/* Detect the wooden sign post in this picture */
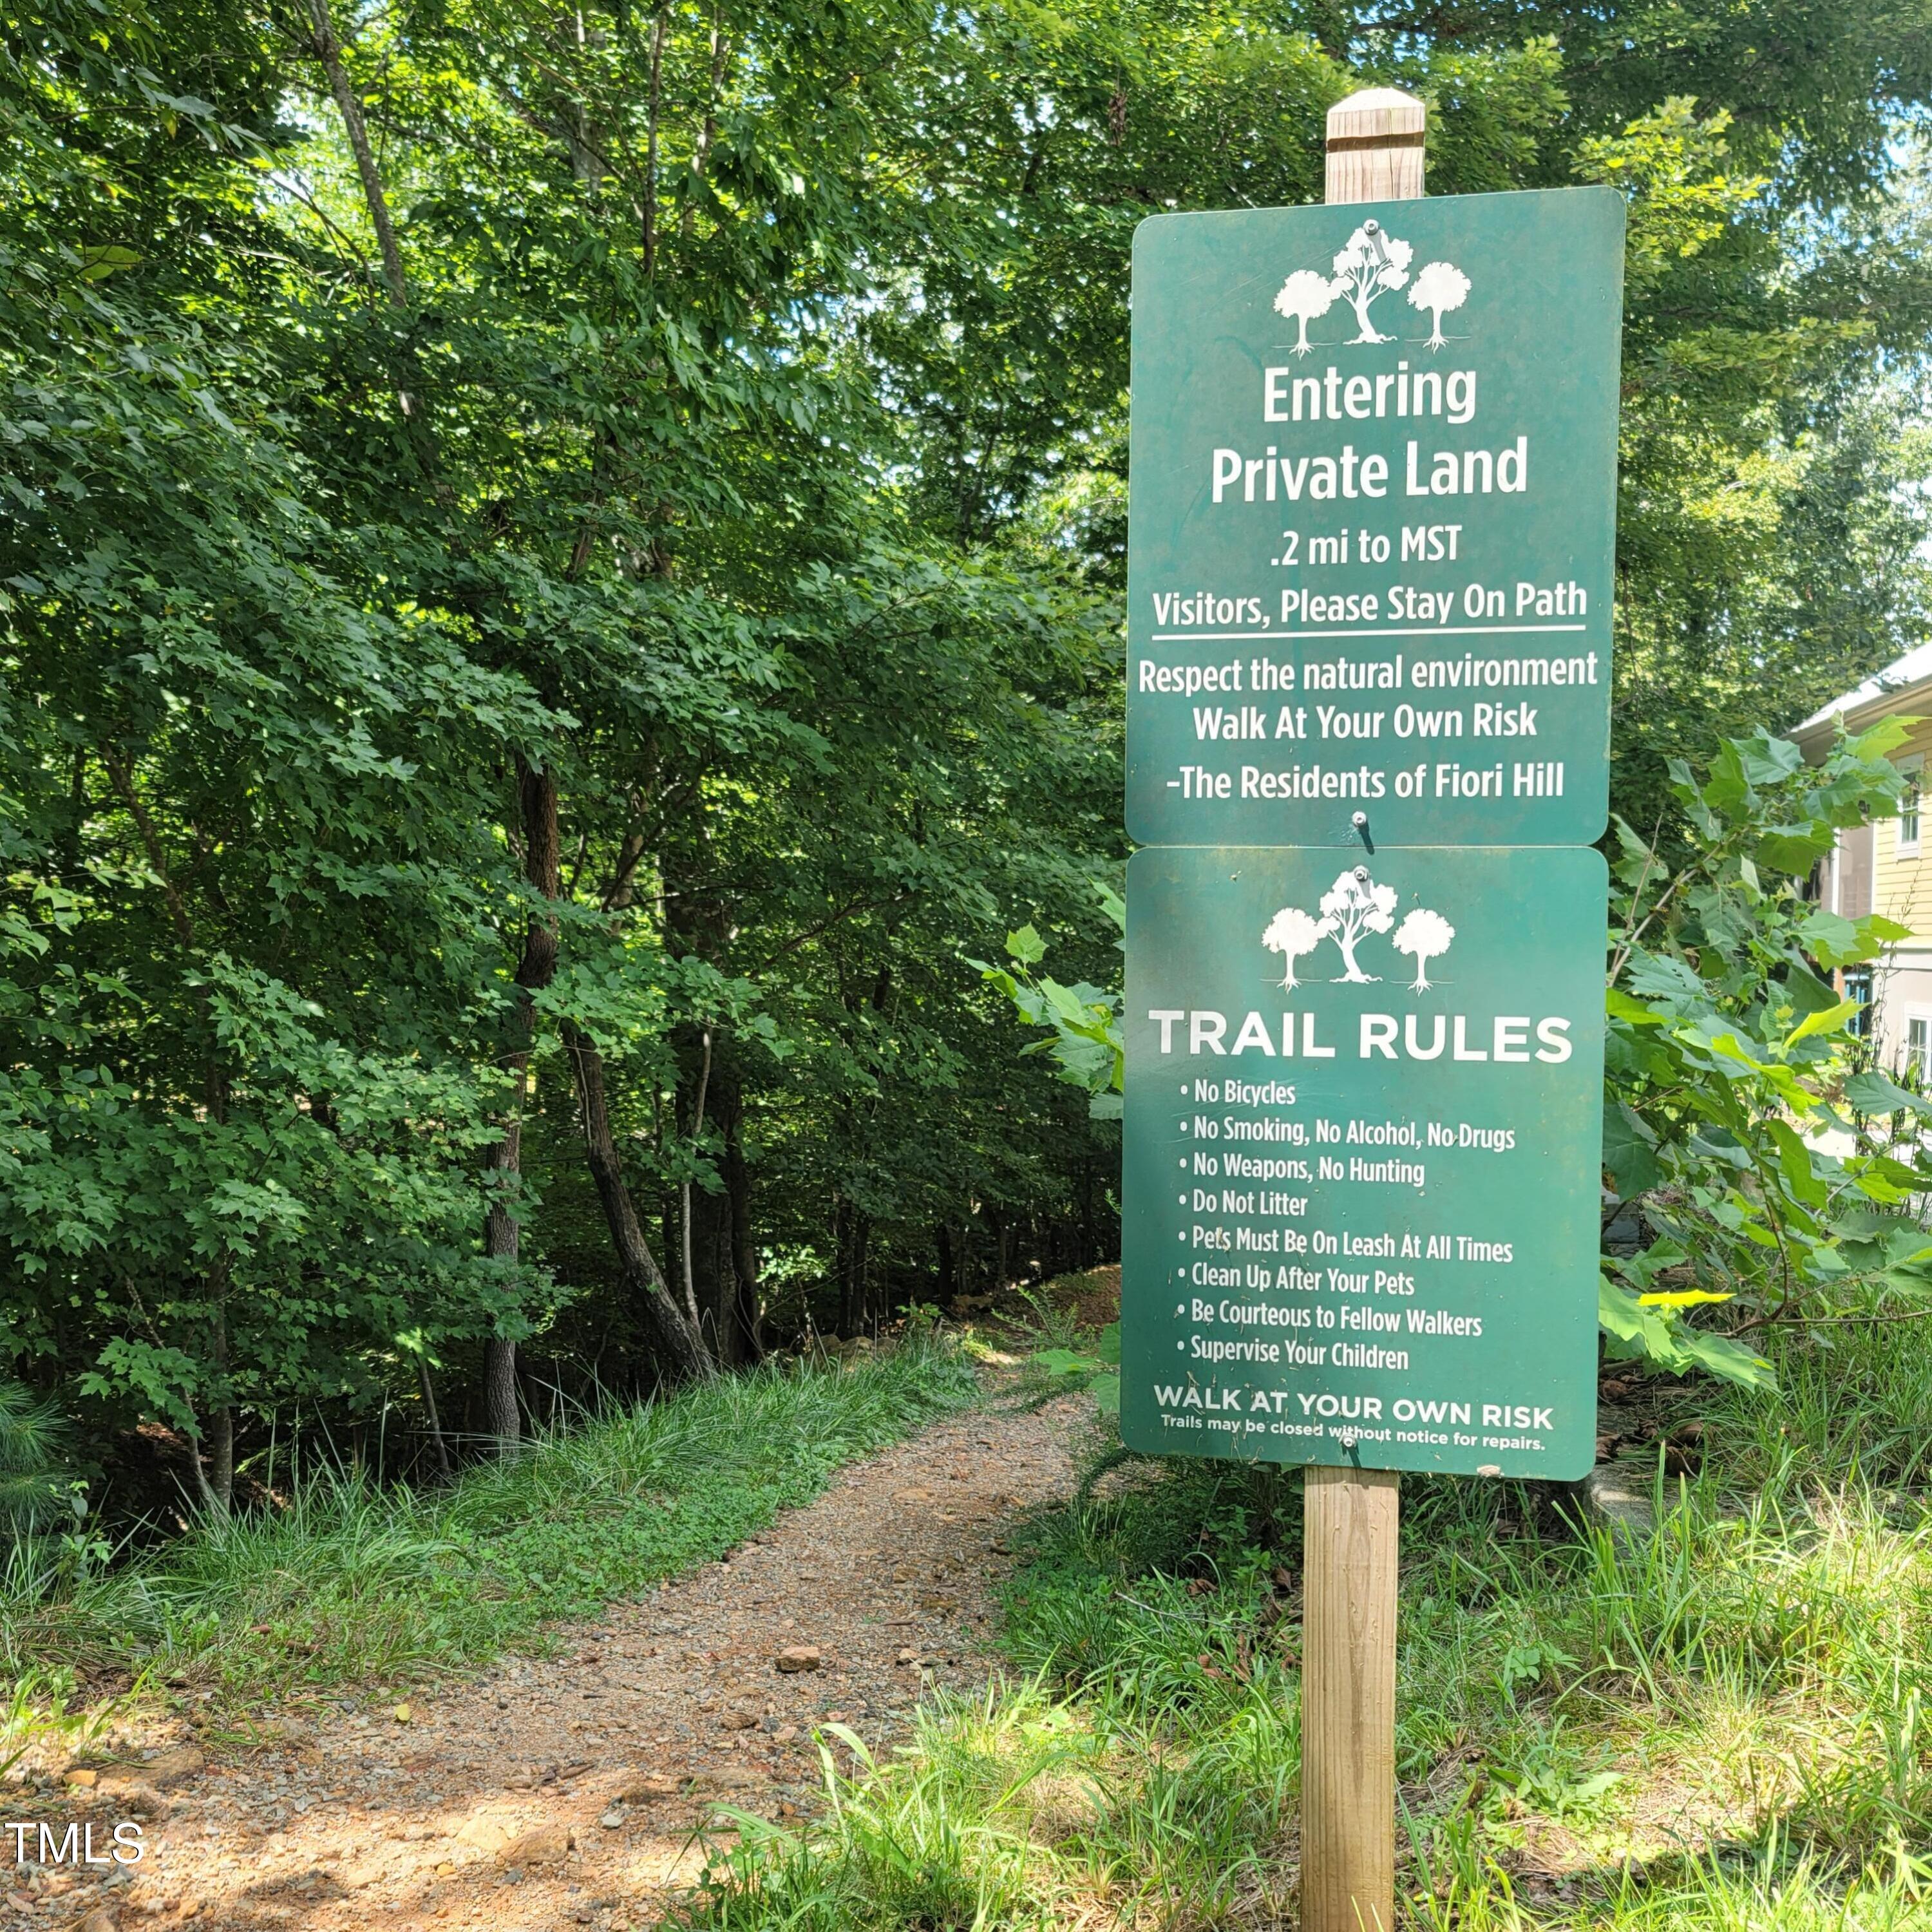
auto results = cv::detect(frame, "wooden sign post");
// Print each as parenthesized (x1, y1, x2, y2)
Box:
(1302, 1462, 1399, 1932)
(1302, 90, 1421, 1932)
(1116, 80, 1624, 1932)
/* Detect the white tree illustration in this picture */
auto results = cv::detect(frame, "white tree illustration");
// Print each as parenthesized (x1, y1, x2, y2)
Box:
(1392, 907, 1455, 990)
(1262, 904, 1331, 987)
(1272, 269, 1335, 355)
(1329, 221, 1413, 345)
(1408, 261, 1470, 350)
(1319, 867, 1398, 981)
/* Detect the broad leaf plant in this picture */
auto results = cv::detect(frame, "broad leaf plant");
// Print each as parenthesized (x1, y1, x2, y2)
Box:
(1602, 721, 1932, 1387)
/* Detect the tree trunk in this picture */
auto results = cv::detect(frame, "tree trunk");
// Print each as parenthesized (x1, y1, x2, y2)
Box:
(192, 1387, 233, 1517)
(306, 0, 440, 478)
(835, 1199, 873, 1336)
(678, 1024, 712, 1337)
(679, 1036, 744, 1361)
(480, 757, 564, 1450)
(417, 1359, 451, 1477)
(834, 1197, 855, 1334)
(726, 1144, 762, 1359)
(1079, 1159, 1095, 1271)
(480, 1337, 520, 1449)
(563, 1020, 714, 1381)
(207, 1401, 233, 1510)
(481, 1094, 524, 1446)
(691, 1180, 737, 1358)
(714, 1059, 762, 1362)
(193, 1282, 234, 1515)
(307, 0, 410, 308)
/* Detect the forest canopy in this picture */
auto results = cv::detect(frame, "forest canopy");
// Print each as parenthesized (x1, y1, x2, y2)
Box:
(2, 0, 1929, 1495)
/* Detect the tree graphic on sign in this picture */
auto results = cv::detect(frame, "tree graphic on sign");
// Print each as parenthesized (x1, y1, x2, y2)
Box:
(1272, 269, 1335, 355)
(1330, 221, 1413, 345)
(1408, 260, 1470, 350)
(1392, 907, 1455, 989)
(1262, 903, 1331, 987)
(1320, 867, 1398, 981)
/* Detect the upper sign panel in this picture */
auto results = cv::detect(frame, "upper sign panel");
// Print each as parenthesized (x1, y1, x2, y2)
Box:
(1127, 189, 1624, 848)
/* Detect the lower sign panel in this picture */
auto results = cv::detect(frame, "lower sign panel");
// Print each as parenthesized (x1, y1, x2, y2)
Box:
(1121, 846, 1604, 1479)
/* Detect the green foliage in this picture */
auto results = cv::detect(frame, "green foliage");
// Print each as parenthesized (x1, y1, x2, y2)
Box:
(1603, 724, 1932, 1385)
(0, 0, 1128, 1463)
(971, 887, 1125, 1120)
(5, 0, 1932, 1486)
(1023, 1321, 1122, 1417)
(0, 1379, 80, 1533)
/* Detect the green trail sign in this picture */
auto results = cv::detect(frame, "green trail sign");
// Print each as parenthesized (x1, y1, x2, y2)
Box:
(1119, 845, 1605, 1480)
(1126, 189, 1624, 849)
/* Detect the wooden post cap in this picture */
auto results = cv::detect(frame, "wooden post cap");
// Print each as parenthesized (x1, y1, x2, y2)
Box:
(1325, 87, 1426, 205)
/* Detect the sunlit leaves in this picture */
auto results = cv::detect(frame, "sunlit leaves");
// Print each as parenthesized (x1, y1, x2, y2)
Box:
(1605, 729, 1932, 1389)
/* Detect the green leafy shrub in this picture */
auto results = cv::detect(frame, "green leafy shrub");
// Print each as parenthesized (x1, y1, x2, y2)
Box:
(1602, 723, 1932, 1385)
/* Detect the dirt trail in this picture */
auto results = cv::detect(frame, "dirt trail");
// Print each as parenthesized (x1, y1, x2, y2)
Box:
(22, 1392, 1081, 1932)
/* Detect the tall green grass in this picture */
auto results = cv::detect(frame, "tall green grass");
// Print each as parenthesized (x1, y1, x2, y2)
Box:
(0, 1336, 978, 1705)
(678, 1314, 1932, 1931)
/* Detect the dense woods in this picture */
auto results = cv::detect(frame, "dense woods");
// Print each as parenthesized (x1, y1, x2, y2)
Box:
(4, 0, 1931, 1494)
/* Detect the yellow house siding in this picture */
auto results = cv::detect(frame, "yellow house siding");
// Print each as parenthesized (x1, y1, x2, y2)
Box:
(1873, 721, 1932, 937)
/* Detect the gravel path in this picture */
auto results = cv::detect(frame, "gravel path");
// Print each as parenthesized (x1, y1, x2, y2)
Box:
(20, 1390, 1082, 1932)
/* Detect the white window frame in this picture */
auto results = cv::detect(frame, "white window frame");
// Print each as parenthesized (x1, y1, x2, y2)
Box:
(1899, 752, 1923, 856)
(1904, 1009, 1932, 1081)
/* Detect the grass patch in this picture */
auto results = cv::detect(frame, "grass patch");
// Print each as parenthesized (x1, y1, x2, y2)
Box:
(677, 1307, 1932, 1930)
(0, 1333, 978, 1707)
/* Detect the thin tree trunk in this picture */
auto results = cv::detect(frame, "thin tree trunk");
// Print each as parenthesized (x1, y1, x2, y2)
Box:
(641, 8, 667, 269)
(563, 1021, 714, 1381)
(834, 1196, 854, 1334)
(1079, 1160, 1095, 1270)
(679, 1026, 711, 1334)
(835, 1199, 872, 1336)
(480, 758, 564, 1448)
(306, 0, 437, 466)
(195, 1291, 233, 1514)
(417, 1359, 451, 1477)
(681, 16, 730, 239)
(720, 1072, 762, 1362)
(205, 1401, 234, 1511)
(307, 0, 409, 310)
(480, 1132, 524, 1446)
